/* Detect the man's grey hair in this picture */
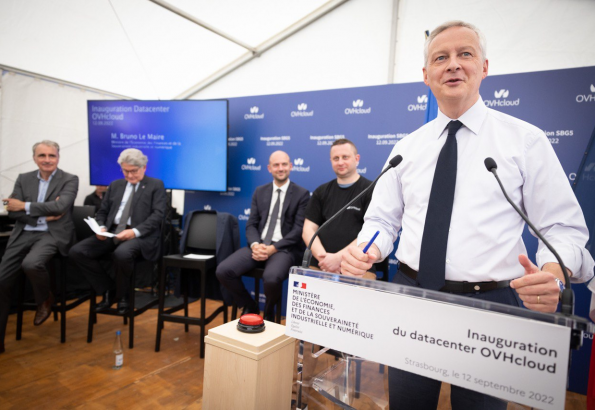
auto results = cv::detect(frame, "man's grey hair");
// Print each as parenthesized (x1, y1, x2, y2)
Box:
(32, 140, 60, 155)
(424, 20, 487, 68)
(117, 148, 148, 167)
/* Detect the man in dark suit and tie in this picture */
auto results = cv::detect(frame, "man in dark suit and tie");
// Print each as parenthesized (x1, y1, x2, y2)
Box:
(0, 140, 79, 354)
(216, 150, 310, 321)
(69, 148, 167, 314)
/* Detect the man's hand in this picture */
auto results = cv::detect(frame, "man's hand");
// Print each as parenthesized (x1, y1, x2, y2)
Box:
(341, 243, 379, 277)
(510, 255, 565, 313)
(251, 243, 269, 261)
(115, 229, 136, 242)
(46, 213, 64, 222)
(3, 198, 25, 212)
(319, 251, 342, 273)
(45, 197, 63, 221)
(252, 244, 277, 261)
(96, 227, 108, 241)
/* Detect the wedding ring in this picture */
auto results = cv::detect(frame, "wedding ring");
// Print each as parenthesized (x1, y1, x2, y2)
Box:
(537, 295, 541, 304)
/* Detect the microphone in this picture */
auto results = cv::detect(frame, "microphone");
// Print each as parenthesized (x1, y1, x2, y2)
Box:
(484, 157, 574, 315)
(301, 155, 403, 268)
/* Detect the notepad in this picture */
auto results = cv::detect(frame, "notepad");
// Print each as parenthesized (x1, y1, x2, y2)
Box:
(183, 254, 215, 260)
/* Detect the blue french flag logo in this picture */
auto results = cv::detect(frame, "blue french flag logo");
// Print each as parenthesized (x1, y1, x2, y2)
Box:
(293, 281, 307, 289)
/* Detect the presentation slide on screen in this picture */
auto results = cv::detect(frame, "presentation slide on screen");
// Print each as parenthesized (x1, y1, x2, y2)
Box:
(87, 100, 228, 191)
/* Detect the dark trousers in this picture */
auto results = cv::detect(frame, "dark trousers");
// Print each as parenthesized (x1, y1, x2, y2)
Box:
(388, 270, 521, 410)
(0, 231, 58, 344)
(216, 246, 294, 310)
(69, 236, 142, 299)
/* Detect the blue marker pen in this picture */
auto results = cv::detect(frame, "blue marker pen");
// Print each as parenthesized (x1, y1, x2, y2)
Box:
(362, 230, 380, 254)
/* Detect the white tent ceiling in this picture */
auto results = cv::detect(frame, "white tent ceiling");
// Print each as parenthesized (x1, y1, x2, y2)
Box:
(2, 0, 595, 101)
(0, 0, 338, 99)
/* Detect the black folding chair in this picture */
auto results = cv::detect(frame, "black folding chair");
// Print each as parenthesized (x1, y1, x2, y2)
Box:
(155, 210, 229, 358)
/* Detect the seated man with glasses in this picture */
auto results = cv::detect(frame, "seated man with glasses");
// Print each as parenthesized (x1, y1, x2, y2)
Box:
(69, 148, 167, 314)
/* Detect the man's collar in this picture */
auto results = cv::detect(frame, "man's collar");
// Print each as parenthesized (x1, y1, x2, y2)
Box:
(273, 179, 290, 193)
(434, 97, 487, 138)
(37, 169, 58, 181)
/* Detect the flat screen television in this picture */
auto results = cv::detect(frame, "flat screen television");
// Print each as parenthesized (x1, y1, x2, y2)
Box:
(87, 99, 228, 192)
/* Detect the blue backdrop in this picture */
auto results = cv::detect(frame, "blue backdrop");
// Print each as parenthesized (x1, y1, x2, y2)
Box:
(184, 66, 595, 394)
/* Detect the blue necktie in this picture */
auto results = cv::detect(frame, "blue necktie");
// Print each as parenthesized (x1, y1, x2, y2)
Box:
(417, 120, 463, 290)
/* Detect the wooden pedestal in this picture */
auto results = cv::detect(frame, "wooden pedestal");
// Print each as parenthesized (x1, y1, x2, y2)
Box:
(203, 319, 295, 410)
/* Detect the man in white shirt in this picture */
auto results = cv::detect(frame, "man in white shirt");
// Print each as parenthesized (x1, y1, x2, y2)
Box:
(216, 151, 309, 321)
(341, 21, 594, 410)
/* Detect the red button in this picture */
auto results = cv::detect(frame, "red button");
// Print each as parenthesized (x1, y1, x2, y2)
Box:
(239, 313, 264, 326)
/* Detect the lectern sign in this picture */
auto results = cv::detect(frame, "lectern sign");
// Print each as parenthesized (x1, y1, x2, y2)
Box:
(285, 273, 571, 409)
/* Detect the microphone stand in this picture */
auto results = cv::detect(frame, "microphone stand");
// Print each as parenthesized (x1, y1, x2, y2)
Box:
(301, 155, 403, 268)
(484, 158, 574, 316)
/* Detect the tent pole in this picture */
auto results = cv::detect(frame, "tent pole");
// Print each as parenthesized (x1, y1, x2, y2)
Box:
(148, 0, 256, 53)
(387, 0, 400, 84)
(0, 64, 133, 99)
(174, 0, 350, 100)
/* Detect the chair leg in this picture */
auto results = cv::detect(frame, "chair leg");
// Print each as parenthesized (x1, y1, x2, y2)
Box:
(87, 290, 96, 343)
(60, 258, 67, 343)
(183, 271, 189, 333)
(200, 269, 207, 359)
(128, 274, 135, 349)
(155, 263, 166, 352)
(254, 278, 261, 315)
(231, 304, 237, 321)
(16, 274, 25, 341)
(355, 359, 362, 399)
(275, 298, 282, 324)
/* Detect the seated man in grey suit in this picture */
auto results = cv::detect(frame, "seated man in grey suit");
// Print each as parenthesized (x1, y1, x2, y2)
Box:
(0, 140, 79, 354)
(216, 150, 310, 321)
(69, 149, 167, 315)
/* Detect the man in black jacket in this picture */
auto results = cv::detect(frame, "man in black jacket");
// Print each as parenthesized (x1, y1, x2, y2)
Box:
(216, 151, 309, 321)
(69, 148, 167, 314)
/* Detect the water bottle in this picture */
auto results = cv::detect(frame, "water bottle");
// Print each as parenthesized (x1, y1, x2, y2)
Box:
(113, 330, 123, 370)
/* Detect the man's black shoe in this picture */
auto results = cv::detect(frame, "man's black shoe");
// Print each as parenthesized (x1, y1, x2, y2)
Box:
(117, 298, 130, 315)
(241, 300, 260, 316)
(95, 290, 115, 312)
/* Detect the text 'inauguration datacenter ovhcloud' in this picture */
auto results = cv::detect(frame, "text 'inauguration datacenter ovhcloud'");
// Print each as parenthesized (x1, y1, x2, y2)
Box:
(392, 326, 559, 374)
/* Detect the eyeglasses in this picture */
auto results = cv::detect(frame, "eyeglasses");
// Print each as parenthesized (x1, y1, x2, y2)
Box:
(121, 167, 140, 175)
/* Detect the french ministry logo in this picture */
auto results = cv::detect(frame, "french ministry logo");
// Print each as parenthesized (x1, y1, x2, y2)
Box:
(576, 84, 595, 103)
(244, 106, 265, 120)
(408, 95, 427, 111)
(292, 158, 310, 172)
(241, 157, 261, 171)
(345, 99, 371, 115)
(485, 88, 520, 107)
(291, 103, 314, 117)
(293, 281, 307, 289)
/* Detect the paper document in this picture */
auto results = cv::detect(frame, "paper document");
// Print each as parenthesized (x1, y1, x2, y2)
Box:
(84, 217, 116, 237)
(183, 254, 215, 260)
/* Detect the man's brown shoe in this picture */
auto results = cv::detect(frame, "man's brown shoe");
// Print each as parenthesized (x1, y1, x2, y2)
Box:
(34, 293, 54, 326)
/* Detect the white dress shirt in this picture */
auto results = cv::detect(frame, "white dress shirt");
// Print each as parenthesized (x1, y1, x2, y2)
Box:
(358, 97, 594, 283)
(113, 182, 141, 238)
(260, 180, 290, 244)
(24, 169, 57, 232)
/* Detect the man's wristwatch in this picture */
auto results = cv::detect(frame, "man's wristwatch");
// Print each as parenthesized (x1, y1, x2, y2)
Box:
(554, 278, 565, 300)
